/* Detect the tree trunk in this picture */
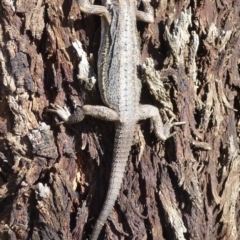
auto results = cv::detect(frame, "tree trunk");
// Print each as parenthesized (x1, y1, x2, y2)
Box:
(0, 0, 239, 240)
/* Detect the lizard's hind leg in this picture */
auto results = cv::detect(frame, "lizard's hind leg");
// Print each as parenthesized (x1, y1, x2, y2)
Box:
(47, 104, 119, 124)
(137, 104, 185, 141)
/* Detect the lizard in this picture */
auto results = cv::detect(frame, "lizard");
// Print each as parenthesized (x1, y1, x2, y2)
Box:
(48, 0, 185, 239)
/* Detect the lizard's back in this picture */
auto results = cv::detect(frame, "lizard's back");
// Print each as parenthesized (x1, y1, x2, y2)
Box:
(97, 0, 141, 121)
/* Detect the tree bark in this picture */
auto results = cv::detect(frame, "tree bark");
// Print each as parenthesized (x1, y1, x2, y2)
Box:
(0, 0, 240, 240)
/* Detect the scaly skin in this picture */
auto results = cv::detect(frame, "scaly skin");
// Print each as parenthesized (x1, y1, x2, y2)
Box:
(48, 0, 185, 239)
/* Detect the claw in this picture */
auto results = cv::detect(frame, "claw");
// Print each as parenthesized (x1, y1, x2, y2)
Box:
(161, 119, 185, 140)
(56, 121, 65, 125)
(167, 131, 177, 139)
(168, 117, 175, 124)
(47, 104, 71, 122)
(171, 121, 186, 127)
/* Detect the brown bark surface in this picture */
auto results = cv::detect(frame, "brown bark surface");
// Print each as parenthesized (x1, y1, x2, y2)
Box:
(0, 0, 240, 240)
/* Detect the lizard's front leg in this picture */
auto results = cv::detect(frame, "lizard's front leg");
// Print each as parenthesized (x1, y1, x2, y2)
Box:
(138, 104, 185, 141)
(136, 0, 154, 23)
(47, 104, 119, 124)
(77, 0, 111, 22)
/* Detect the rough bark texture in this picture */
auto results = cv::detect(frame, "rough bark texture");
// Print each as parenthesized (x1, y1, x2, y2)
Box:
(0, 0, 240, 240)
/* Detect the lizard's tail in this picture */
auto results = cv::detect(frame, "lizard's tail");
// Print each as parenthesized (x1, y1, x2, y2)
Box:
(90, 123, 135, 240)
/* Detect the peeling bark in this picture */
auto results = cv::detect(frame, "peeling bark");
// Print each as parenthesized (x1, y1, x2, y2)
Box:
(0, 0, 240, 240)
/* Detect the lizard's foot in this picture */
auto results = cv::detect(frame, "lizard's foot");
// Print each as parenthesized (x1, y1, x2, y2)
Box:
(47, 103, 84, 124)
(138, 105, 185, 141)
(162, 117, 185, 140)
(47, 104, 71, 124)
(47, 103, 85, 124)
